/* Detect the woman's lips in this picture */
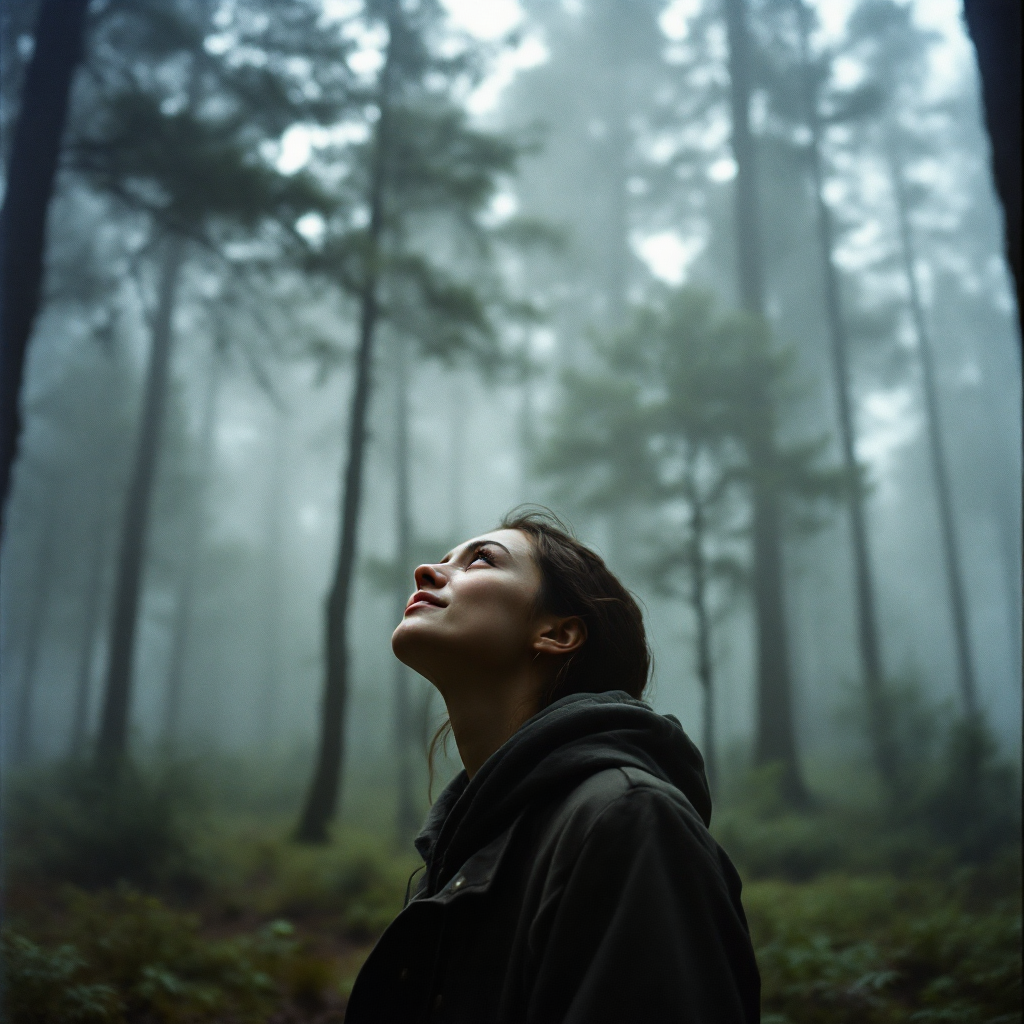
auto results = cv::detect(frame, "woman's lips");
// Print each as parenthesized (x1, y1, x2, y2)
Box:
(405, 591, 445, 614)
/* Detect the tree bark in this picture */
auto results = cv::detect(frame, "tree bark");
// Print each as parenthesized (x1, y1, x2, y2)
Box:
(295, 44, 393, 843)
(722, 0, 806, 803)
(96, 235, 185, 769)
(161, 325, 222, 751)
(12, 507, 58, 763)
(887, 140, 978, 716)
(0, 0, 91, 532)
(795, 1, 901, 797)
(392, 333, 418, 847)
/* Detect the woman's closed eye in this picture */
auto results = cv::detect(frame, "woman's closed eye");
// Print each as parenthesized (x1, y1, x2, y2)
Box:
(469, 547, 496, 567)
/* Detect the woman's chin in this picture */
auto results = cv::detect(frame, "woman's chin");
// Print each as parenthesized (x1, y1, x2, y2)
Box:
(391, 619, 430, 669)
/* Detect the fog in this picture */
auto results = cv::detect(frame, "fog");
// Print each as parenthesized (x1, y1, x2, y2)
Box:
(1, 0, 1019, 836)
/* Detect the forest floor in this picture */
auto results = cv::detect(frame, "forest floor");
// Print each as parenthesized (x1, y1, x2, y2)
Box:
(2, 755, 1020, 1023)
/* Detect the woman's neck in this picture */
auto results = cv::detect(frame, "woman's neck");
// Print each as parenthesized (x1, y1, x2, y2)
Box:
(442, 670, 542, 778)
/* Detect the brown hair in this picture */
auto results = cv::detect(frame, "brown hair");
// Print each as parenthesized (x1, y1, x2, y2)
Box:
(501, 506, 650, 705)
(427, 506, 651, 795)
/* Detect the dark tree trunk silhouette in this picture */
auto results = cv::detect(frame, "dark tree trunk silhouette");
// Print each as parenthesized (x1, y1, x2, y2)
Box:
(722, 0, 806, 803)
(13, 507, 58, 763)
(69, 504, 110, 758)
(887, 140, 978, 716)
(296, 47, 393, 843)
(392, 333, 418, 847)
(795, 2, 901, 797)
(686, 470, 716, 792)
(162, 328, 222, 750)
(96, 236, 186, 769)
(962, 0, 1021, 321)
(0, 0, 90, 531)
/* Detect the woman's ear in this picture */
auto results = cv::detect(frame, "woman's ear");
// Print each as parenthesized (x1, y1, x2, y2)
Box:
(533, 616, 587, 657)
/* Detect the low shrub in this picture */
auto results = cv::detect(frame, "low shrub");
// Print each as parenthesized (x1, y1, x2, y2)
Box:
(745, 859, 1022, 1024)
(4, 761, 201, 891)
(203, 826, 415, 941)
(1, 887, 340, 1024)
(715, 706, 1021, 881)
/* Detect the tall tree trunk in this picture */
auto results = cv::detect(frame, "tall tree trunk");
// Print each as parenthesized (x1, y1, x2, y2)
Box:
(795, 2, 901, 796)
(258, 402, 288, 750)
(0, 0, 90, 531)
(392, 333, 418, 847)
(96, 236, 186, 769)
(449, 369, 467, 541)
(602, 0, 631, 332)
(604, 1, 633, 566)
(687, 472, 716, 792)
(961, 0, 1021, 323)
(887, 139, 979, 716)
(162, 327, 223, 751)
(295, 44, 394, 843)
(722, 0, 806, 803)
(12, 507, 58, 763)
(69, 503, 110, 758)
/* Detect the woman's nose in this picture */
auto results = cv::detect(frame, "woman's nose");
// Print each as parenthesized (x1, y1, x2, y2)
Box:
(414, 562, 445, 591)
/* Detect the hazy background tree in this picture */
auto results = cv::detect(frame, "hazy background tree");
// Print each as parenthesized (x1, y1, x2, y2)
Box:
(295, 0, 527, 842)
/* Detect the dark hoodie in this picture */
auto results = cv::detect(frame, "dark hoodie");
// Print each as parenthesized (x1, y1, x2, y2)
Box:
(345, 691, 760, 1023)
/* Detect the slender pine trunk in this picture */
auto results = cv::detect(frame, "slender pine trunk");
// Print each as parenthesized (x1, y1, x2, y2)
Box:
(161, 328, 222, 751)
(258, 403, 288, 750)
(295, 44, 393, 843)
(603, 1, 630, 332)
(449, 368, 467, 540)
(392, 333, 418, 847)
(69, 503, 109, 758)
(887, 138, 978, 716)
(12, 507, 57, 762)
(0, 0, 90, 528)
(795, 2, 900, 796)
(722, 0, 806, 803)
(688, 472, 716, 792)
(96, 236, 185, 769)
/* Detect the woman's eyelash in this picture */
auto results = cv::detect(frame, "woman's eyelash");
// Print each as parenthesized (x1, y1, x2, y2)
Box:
(471, 548, 495, 566)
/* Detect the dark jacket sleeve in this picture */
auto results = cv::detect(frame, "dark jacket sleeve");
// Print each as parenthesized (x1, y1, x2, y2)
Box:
(524, 786, 760, 1024)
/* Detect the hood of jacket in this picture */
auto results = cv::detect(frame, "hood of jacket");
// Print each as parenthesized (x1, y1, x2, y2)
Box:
(415, 690, 710, 896)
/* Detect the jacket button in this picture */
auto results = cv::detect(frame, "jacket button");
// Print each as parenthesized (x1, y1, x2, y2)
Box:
(452, 876, 464, 889)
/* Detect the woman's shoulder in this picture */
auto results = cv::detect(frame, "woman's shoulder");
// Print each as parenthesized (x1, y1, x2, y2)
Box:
(533, 764, 713, 863)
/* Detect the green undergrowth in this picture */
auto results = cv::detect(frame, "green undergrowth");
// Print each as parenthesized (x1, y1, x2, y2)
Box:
(745, 857, 1022, 1024)
(2, 763, 418, 1022)
(3, 740, 1020, 1022)
(2, 886, 348, 1023)
(194, 815, 420, 940)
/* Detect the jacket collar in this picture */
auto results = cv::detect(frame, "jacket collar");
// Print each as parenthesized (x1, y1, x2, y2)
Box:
(414, 770, 469, 866)
(412, 813, 523, 905)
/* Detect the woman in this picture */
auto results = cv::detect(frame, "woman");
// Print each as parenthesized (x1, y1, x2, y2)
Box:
(346, 509, 760, 1024)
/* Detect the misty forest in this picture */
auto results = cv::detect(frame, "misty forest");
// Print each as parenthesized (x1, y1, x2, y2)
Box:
(0, 0, 1020, 1020)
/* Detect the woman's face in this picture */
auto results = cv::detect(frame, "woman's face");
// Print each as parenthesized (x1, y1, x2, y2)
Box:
(391, 529, 544, 686)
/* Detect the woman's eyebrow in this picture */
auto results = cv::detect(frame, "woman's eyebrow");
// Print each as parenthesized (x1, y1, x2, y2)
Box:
(471, 538, 512, 556)
(441, 538, 512, 564)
